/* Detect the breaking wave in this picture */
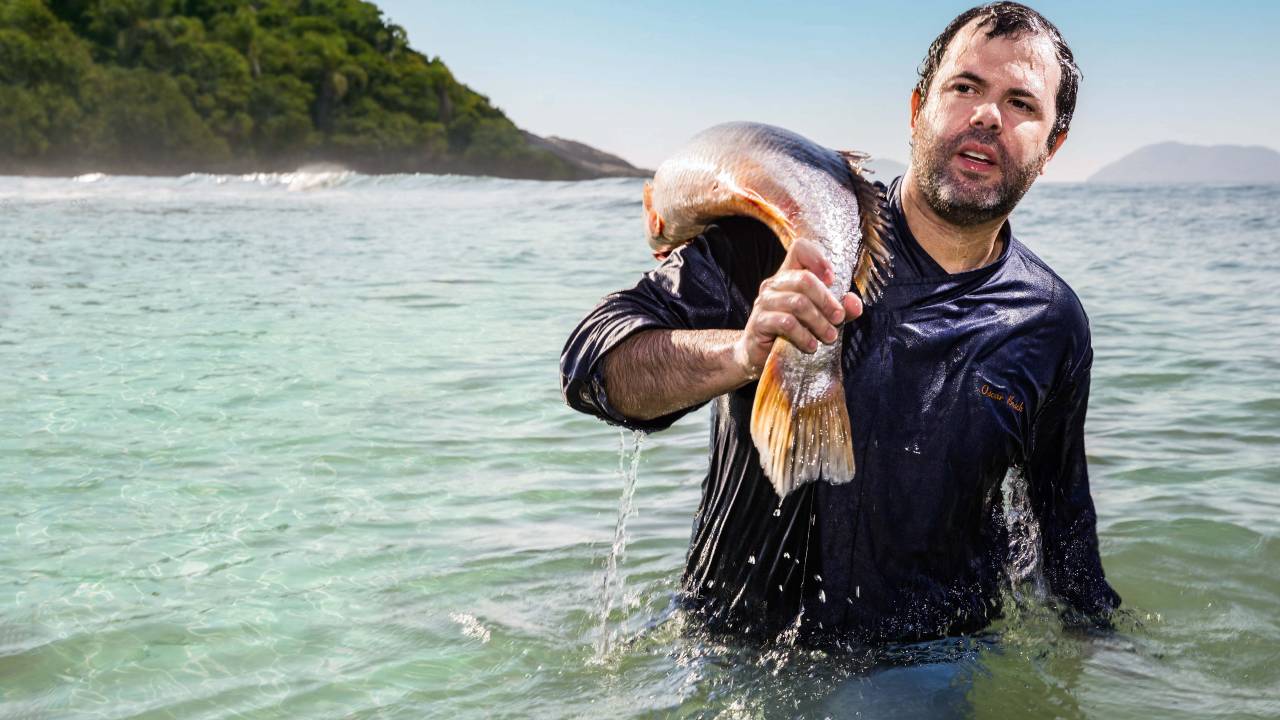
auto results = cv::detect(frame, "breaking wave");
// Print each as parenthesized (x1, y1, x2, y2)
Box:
(1, 169, 646, 212)
(32, 168, 646, 193)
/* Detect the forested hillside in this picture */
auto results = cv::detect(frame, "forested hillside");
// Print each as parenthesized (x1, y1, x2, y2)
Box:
(0, 0, 587, 178)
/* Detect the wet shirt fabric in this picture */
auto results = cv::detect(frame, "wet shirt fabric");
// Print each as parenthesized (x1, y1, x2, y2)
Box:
(560, 177, 1121, 643)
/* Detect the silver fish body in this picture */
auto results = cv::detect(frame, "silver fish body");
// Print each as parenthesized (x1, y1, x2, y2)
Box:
(643, 122, 889, 497)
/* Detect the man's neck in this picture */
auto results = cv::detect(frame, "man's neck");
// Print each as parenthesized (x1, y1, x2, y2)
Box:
(900, 169, 1008, 274)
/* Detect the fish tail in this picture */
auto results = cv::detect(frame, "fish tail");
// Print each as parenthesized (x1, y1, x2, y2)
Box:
(750, 340, 855, 498)
(838, 151, 893, 303)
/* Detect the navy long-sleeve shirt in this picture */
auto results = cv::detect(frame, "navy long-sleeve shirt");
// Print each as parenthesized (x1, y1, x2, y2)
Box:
(560, 178, 1120, 643)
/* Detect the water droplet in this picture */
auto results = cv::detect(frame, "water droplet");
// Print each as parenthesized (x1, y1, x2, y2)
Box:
(773, 508, 782, 517)
(855, 585, 861, 598)
(449, 612, 491, 644)
(818, 589, 826, 603)
(814, 574, 822, 582)
(783, 552, 791, 559)
(747, 555, 756, 565)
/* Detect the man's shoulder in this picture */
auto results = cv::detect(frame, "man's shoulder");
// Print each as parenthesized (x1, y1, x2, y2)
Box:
(1007, 237, 1089, 325)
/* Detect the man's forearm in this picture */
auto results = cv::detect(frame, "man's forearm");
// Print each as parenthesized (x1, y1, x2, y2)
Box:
(602, 329, 753, 421)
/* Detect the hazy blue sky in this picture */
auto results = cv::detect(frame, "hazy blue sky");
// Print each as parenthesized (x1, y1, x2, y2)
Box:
(377, 1, 1279, 181)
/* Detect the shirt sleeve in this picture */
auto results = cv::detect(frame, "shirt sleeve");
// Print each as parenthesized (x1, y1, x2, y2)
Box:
(559, 217, 784, 433)
(1025, 346, 1123, 623)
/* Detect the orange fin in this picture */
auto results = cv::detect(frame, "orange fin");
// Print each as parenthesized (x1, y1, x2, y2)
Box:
(750, 340, 855, 498)
(838, 151, 893, 303)
(730, 183, 797, 248)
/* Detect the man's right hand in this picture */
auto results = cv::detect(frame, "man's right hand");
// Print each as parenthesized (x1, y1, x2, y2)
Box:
(733, 238, 864, 380)
(600, 238, 864, 421)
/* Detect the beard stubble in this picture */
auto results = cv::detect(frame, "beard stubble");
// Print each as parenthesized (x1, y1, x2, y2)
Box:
(911, 124, 1047, 227)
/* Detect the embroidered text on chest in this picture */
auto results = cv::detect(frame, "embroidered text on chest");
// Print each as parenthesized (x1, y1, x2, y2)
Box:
(979, 384, 1024, 413)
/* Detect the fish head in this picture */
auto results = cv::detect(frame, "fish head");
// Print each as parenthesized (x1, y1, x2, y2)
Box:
(645, 161, 744, 261)
(643, 181, 666, 245)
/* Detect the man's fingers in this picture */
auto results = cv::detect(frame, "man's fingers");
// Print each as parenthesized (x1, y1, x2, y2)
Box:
(756, 291, 838, 344)
(781, 239, 834, 285)
(766, 269, 844, 324)
(754, 311, 820, 353)
(753, 240, 860, 355)
(841, 292, 864, 324)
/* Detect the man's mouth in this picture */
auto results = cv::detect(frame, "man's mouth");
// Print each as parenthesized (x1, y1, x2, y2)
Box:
(954, 143, 1001, 173)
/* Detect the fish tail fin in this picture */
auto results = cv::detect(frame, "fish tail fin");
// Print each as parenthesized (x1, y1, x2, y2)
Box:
(750, 340, 855, 498)
(838, 150, 893, 303)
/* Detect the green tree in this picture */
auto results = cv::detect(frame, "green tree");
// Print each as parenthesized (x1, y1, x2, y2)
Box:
(79, 66, 229, 170)
(1, 0, 591, 178)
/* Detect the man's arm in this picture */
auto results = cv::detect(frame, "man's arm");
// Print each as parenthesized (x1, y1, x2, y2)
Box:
(561, 222, 861, 428)
(603, 238, 862, 421)
(1025, 348, 1122, 624)
(602, 329, 746, 421)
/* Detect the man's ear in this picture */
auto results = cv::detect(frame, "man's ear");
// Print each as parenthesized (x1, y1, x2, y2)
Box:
(910, 89, 922, 130)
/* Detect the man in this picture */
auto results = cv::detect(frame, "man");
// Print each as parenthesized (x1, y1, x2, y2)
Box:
(561, 2, 1120, 643)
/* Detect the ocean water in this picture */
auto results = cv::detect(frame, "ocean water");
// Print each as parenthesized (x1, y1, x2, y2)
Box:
(1, 172, 1277, 719)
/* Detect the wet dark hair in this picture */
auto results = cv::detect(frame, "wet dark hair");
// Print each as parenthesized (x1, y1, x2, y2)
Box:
(915, 2, 1081, 149)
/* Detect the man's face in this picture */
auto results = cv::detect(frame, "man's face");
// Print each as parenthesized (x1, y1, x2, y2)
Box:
(910, 20, 1065, 226)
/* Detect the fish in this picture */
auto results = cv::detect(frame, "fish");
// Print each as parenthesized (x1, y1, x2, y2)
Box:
(642, 122, 891, 498)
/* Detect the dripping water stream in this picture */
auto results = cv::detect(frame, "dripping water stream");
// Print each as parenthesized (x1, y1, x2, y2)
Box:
(594, 430, 645, 659)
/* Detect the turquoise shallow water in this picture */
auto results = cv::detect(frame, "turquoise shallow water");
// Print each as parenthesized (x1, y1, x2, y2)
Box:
(1, 172, 1278, 718)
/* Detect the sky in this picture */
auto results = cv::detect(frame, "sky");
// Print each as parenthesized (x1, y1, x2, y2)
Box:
(377, 1, 1280, 181)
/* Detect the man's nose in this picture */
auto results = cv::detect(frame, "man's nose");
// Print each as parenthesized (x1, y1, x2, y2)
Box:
(970, 102, 1002, 131)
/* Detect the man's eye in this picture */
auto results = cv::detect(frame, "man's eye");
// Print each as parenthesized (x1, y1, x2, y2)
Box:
(955, 83, 973, 93)
(1011, 99, 1035, 112)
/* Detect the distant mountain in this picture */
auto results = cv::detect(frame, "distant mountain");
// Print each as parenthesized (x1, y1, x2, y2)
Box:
(864, 158, 907, 180)
(523, 133, 651, 178)
(1088, 142, 1280, 184)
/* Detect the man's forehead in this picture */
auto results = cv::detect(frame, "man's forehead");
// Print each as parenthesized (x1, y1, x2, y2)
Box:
(936, 19, 1061, 99)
